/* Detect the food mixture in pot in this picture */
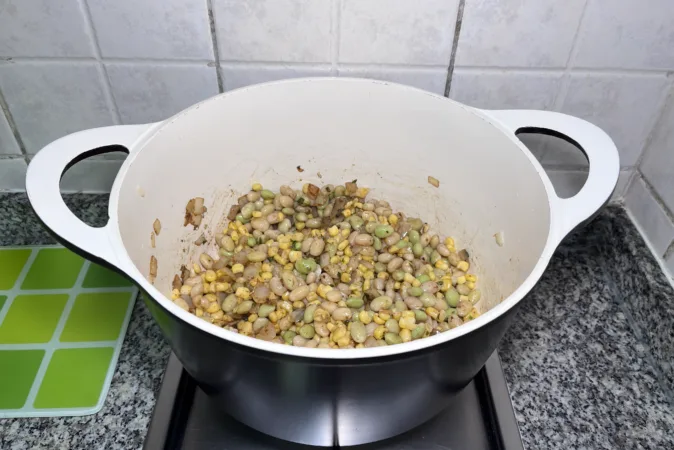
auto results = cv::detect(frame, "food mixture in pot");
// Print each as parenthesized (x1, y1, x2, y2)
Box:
(171, 182, 481, 348)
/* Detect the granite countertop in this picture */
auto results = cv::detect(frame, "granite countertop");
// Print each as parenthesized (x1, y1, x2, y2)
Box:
(0, 193, 673, 450)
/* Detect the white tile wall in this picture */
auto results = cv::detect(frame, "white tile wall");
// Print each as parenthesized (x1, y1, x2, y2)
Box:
(0, 158, 27, 191)
(338, 67, 447, 95)
(0, 0, 94, 57)
(0, 62, 114, 154)
(558, 73, 670, 167)
(106, 63, 219, 124)
(574, 0, 674, 70)
(455, 0, 585, 68)
(339, 0, 459, 65)
(221, 64, 331, 91)
(641, 88, 674, 214)
(450, 70, 562, 110)
(86, 0, 214, 60)
(0, 112, 20, 155)
(625, 175, 674, 256)
(213, 0, 332, 63)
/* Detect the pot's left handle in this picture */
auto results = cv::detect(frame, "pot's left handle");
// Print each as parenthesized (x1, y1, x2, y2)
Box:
(481, 109, 619, 242)
(26, 125, 152, 269)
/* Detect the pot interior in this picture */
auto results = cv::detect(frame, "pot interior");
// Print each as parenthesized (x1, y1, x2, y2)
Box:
(116, 78, 550, 322)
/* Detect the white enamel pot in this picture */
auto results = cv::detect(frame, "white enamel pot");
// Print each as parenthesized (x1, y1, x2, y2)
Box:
(26, 78, 619, 447)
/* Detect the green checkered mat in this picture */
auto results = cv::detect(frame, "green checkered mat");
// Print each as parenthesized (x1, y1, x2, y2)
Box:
(0, 246, 138, 418)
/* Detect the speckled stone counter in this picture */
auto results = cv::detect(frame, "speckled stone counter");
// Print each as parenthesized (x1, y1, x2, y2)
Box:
(0, 193, 672, 450)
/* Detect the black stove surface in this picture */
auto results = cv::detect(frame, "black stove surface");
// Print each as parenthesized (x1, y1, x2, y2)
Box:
(144, 352, 524, 450)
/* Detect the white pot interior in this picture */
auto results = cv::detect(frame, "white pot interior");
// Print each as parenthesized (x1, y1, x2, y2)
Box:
(115, 79, 551, 345)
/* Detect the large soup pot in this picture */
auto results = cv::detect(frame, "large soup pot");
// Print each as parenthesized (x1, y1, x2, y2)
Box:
(26, 78, 619, 446)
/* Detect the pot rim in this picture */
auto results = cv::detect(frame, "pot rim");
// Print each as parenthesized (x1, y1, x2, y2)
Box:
(108, 78, 564, 360)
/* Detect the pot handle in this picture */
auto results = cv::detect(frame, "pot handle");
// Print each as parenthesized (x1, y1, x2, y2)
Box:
(26, 125, 152, 269)
(483, 109, 619, 240)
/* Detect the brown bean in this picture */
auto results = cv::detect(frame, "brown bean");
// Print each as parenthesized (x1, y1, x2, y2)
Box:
(387, 257, 404, 272)
(436, 244, 450, 257)
(310, 238, 326, 256)
(301, 237, 314, 253)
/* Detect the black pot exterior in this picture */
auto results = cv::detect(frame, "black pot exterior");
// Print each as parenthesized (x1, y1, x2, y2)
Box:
(143, 294, 520, 447)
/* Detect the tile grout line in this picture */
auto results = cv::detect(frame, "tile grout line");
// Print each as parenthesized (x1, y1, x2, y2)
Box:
(206, 0, 225, 93)
(0, 86, 30, 165)
(636, 169, 674, 226)
(0, 249, 39, 329)
(663, 240, 674, 262)
(20, 259, 93, 412)
(330, 0, 341, 76)
(78, 0, 122, 125)
(443, 0, 465, 98)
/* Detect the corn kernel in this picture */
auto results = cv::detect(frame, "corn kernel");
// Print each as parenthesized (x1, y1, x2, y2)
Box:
(292, 301, 305, 309)
(337, 240, 349, 251)
(404, 273, 416, 284)
(234, 287, 249, 300)
(426, 307, 439, 319)
(327, 322, 336, 332)
(466, 281, 476, 290)
(438, 310, 447, 323)
(400, 329, 412, 343)
(252, 183, 262, 191)
(388, 214, 398, 226)
(206, 302, 221, 314)
(269, 311, 278, 323)
(296, 222, 306, 230)
(344, 247, 353, 257)
(411, 279, 421, 287)
(215, 282, 230, 292)
(284, 263, 294, 271)
(394, 281, 401, 290)
(306, 292, 319, 302)
(457, 261, 470, 272)
(171, 289, 180, 300)
(343, 209, 353, 217)
(340, 229, 350, 238)
(363, 279, 371, 290)
(340, 272, 351, 283)
(445, 237, 455, 248)
(192, 263, 202, 274)
(195, 307, 204, 317)
(273, 254, 287, 265)
(456, 276, 466, 285)
(377, 272, 389, 280)
(180, 285, 192, 296)
(373, 314, 385, 325)
(330, 256, 340, 264)
(355, 187, 369, 198)
(435, 260, 449, 271)
(428, 271, 436, 281)
(238, 321, 253, 335)
(230, 231, 239, 242)
(342, 256, 350, 264)
(374, 326, 386, 340)
(204, 270, 217, 282)
(232, 263, 244, 274)
(359, 310, 372, 324)
(466, 274, 477, 283)
(260, 272, 273, 282)
(288, 250, 302, 262)
(260, 263, 272, 273)
(247, 313, 258, 323)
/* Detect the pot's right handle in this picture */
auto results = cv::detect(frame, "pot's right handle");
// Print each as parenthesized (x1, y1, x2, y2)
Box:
(483, 109, 620, 241)
(26, 124, 152, 270)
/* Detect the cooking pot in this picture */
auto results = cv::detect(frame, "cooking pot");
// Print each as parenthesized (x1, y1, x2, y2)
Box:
(26, 78, 618, 446)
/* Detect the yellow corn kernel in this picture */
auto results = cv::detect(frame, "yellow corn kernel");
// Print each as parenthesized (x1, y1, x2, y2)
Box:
(373, 314, 385, 325)
(355, 187, 369, 198)
(327, 322, 336, 332)
(466, 281, 476, 290)
(206, 302, 221, 314)
(273, 254, 287, 265)
(411, 279, 421, 287)
(317, 284, 332, 298)
(459, 295, 469, 303)
(457, 261, 470, 272)
(428, 271, 436, 281)
(425, 307, 439, 319)
(363, 279, 371, 290)
(292, 301, 304, 310)
(388, 214, 398, 226)
(344, 247, 353, 257)
(306, 292, 319, 302)
(261, 263, 272, 273)
(179, 285, 192, 296)
(444, 237, 455, 247)
(238, 321, 253, 335)
(394, 281, 401, 290)
(252, 183, 262, 191)
(400, 329, 412, 343)
(296, 222, 306, 230)
(249, 279, 259, 287)
(211, 310, 224, 320)
(279, 242, 290, 250)
(171, 289, 180, 300)
(399, 316, 416, 330)
(343, 209, 353, 217)
(359, 310, 372, 324)
(466, 274, 477, 283)
(401, 310, 415, 319)
(438, 310, 447, 323)
(456, 276, 466, 285)
(215, 282, 230, 292)
(330, 256, 340, 264)
(353, 202, 363, 209)
(340, 272, 351, 283)
(230, 230, 239, 242)
(260, 272, 273, 282)
(434, 260, 449, 271)
(235, 245, 244, 253)
(374, 326, 386, 340)
(377, 272, 389, 280)
(204, 270, 217, 282)
(232, 263, 244, 274)
(331, 327, 347, 342)
(235, 287, 250, 300)
(267, 246, 278, 257)
(269, 311, 278, 323)
(288, 250, 302, 262)
(404, 273, 416, 284)
(195, 307, 204, 317)
(247, 313, 259, 323)
(379, 312, 391, 321)
(192, 263, 202, 275)
(337, 240, 349, 251)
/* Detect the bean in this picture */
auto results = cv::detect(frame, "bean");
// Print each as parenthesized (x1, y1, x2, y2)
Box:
(448, 252, 461, 267)
(221, 294, 238, 313)
(448, 315, 463, 328)
(445, 288, 460, 307)
(282, 330, 297, 344)
(412, 325, 426, 340)
(306, 272, 317, 284)
(260, 204, 275, 217)
(404, 296, 423, 310)
(304, 304, 317, 323)
(289, 286, 309, 301)
(392, 270, 405, 282)
(385, 332, 403, 345)
(235, 300, 253, 314)
(310, 238, 326, 256)
(220, 235, 235, 252)
(421, 281, 438, 294)
(279, 195, 294, 208)
(345, 297, 364, 308)
(349, 216, 365, 230)
(385, 318, 400, 333)
(436, 244, 450, 257)
(327, 289, 343, 303)
(291, 309, 305, 323)
(430, 250, 441, 264)
(247, 251, 266, 262)
(320, 252, 330, 267)
(456, 300, 472, 317)
(414, 310, 428, 322)
(305, 339, 319, 348)
(278, 218, 292, 233)
(370, 295, 392, 311)
(295, 212, 308, 222)
(295, 258, 317, 275)
(457, 284, 471, 296)
(384, 233, 400, 247)
(321, 301, 338, 313)
(412, 243, 424, 257)
(373, 237, 382, 251)
(378, 253, 394, 263)
(430, 235, 440, 248)
(299, 324, 316, 339)
(251, 218, 270, 232)
(408, 230, 420, 244)
(270, 277, 287, 296)
(387, 257, 403, 272)
(468, 289, 482, 304)
(408, 287, 423, 297)
(292, 335, 308, 347)
(253, 317, 269, 332)
(332, 307, 352, 321)
(435, 298, 449, 311)
(350, 322, 367, 343)
(279, 185, 296, 198)
(315, 322, 330, 337)
(354, 234, 374, 246)
(306, 218, 322, 228)
(374, 225, 394, 238)
(252, 285, 270, 303)
(258, 304, 276, 318)
(301, 237, 314, 253)
(420, 292, 436, 307)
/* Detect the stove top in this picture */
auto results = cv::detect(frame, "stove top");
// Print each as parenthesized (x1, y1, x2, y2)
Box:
(143, 351, 524, 449)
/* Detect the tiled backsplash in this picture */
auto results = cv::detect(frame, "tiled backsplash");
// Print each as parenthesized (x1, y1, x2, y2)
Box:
(0, 0, 672, 274)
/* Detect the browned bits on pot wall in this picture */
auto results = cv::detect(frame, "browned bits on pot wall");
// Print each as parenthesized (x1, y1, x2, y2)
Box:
(153, 218, 162, 235)
(427, 176, 440, 188)
(170, 180, 482, 348)
(184, 197, 207, 228)
(149, 255, 158, 283)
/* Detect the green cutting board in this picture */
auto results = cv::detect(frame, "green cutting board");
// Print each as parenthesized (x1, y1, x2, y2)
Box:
(0, 246, 138, 417)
